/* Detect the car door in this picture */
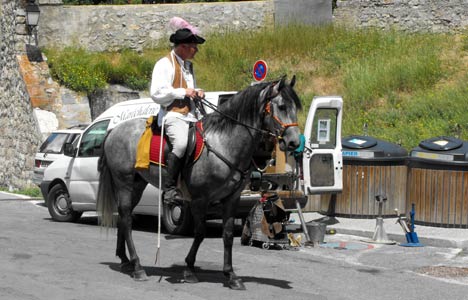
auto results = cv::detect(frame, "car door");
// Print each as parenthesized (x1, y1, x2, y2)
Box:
(68, 119, 110, 207)
(302, 96, 343, 194)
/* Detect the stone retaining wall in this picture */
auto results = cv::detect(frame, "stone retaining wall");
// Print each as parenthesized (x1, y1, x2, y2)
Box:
(0, 0, 42, 190)
(36, 1, 468, 53)
(334, 0, 468, 33)
(38, 1, 274, 52)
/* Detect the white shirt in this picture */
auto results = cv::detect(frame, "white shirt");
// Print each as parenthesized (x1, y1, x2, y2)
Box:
(150, 50, 198, 125)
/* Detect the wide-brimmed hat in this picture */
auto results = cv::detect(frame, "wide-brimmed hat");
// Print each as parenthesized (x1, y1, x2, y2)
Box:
(170, 28, 205, 45)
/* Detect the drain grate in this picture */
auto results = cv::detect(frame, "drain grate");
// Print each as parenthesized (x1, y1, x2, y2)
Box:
(416, 266, 468, 278)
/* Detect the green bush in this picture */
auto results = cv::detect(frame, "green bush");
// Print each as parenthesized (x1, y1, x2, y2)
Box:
(45, 48, 154, 93)
(45, 48, 107, 93)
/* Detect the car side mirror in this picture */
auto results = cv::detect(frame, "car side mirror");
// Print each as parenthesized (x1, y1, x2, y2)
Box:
(63, 142, 76, 157)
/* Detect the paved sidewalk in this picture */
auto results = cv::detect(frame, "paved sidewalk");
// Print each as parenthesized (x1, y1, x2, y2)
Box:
(290, 212, 468, 249)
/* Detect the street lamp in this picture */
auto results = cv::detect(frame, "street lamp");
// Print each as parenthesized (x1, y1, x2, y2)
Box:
(25, 0, 42, 62)
(25, 0, 40, 30)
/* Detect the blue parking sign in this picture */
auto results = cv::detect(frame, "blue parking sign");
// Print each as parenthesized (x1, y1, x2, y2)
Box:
(253, 60, 268, 81)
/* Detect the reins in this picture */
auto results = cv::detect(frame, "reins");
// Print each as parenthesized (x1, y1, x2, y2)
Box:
(192, 82, 299, 177)
(195, 95, 277, 139)
(194, 124, 251, 179)
(196, 83, 299, 141)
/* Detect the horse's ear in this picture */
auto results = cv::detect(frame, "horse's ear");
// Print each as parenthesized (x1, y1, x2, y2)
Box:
(290, 75, 296, 88)
(279, 75, 287, 90)
(272, 75, 287, 95)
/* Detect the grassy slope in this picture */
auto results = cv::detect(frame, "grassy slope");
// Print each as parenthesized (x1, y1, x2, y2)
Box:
(45, 25, 468, 150)
(195, 25, 468, 150)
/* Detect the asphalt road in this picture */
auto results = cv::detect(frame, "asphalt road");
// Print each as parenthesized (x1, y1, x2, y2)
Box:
(2, 197, 468, 300)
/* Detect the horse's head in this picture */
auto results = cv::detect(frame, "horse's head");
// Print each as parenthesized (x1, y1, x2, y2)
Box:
(262, 75, 302, 152)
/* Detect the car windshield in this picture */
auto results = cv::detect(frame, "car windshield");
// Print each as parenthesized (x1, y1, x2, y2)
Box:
(39, 133, 70, 154)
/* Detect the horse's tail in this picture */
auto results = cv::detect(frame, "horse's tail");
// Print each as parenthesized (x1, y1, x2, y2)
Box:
(97, 139, 117, 228)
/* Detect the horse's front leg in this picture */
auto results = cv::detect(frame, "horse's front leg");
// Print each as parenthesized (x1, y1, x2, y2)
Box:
(223, 203, 246, 290)
(116, 218, 131, 272)
(184, 202, 206, 283)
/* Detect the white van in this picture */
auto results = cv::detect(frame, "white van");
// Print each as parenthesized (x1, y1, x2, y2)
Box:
(40, 93, 343, 235)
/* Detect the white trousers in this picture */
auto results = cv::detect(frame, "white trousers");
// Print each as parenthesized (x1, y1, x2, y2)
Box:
(164, 115, 189, 158)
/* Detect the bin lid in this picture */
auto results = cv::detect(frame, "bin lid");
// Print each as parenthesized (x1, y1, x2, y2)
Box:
(342, 135, 407, 161)
(418, 136, 463, 151)
(410, 136, 468, 165)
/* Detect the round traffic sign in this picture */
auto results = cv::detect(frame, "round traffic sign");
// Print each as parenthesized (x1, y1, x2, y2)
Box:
(253, 60, 268, 81)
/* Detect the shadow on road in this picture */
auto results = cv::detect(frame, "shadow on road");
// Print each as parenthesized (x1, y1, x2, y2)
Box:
(101, 262, 293, 289)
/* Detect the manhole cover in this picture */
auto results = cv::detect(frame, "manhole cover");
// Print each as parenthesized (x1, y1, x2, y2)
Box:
(416, 266, 468, 278)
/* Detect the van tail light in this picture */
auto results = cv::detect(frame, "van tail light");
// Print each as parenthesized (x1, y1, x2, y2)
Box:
(35, 160, 41, 168)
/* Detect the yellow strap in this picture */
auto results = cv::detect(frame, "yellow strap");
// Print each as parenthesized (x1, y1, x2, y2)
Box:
(135, 116, 154, 170)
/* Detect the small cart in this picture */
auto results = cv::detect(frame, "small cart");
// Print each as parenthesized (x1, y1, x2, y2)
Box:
(241, 193, 291, 250)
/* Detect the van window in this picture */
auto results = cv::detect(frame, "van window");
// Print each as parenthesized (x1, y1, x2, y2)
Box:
(39, 132, 80, 154)
(78, 120, 110, 157)
(309, 108, 338, 149)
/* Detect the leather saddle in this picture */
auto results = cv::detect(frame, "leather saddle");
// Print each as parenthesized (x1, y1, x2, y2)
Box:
(149, 119, 204, 167)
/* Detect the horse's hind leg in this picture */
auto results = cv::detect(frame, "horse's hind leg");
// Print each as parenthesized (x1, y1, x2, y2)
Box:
(183, 203, 206, 283)
(117, 184, 148, 281)
(222, 199, 246, 290)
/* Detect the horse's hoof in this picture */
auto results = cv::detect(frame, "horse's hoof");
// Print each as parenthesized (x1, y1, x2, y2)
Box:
(132, 269, 149, 281)
(183, 269, 199, 283)
(229, 278, 246, 290)
(120, 262, 133, 273)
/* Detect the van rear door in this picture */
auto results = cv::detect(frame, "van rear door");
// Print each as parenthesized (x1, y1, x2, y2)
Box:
(302, 96, 343, 194)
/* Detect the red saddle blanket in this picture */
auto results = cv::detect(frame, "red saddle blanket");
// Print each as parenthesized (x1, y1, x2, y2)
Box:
(149, 121, 205, 166)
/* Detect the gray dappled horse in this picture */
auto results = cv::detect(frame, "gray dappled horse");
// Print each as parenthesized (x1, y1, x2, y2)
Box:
(96, 76, 301, 290)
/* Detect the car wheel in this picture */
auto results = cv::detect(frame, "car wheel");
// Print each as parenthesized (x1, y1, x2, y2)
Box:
(162, 201, 193, 235)
(47, 184, 82, 222)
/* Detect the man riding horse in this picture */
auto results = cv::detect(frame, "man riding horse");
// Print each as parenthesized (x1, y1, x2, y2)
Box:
(149, 18, 206, 206)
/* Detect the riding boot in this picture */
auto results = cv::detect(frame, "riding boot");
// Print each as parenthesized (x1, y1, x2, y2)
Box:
(163, 152, 183, 206)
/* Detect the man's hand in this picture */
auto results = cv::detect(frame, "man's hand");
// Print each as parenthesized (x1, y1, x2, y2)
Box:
(185, 88, 197, 99)
(185, 88, 204, 100)
(196, 89, 205, 99)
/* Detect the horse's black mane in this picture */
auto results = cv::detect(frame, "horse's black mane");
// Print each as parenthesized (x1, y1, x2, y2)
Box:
(203, 78, 301, 134)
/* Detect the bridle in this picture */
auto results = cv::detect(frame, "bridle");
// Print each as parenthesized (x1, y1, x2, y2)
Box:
(264, 98, 299, 140)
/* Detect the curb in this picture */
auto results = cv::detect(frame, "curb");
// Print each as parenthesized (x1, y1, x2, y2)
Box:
(334, 227, 468, 249)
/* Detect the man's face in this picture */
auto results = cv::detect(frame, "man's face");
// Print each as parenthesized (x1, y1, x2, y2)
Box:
(180, 43, 199, 60)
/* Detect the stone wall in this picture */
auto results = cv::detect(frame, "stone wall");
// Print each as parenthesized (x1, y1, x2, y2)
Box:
(35, 1, 468, 53)
(38, 1, 274, 52)
(334, 0, 468, 33)
(0, 0, 42, 190)
(274, 0, 332, 26)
